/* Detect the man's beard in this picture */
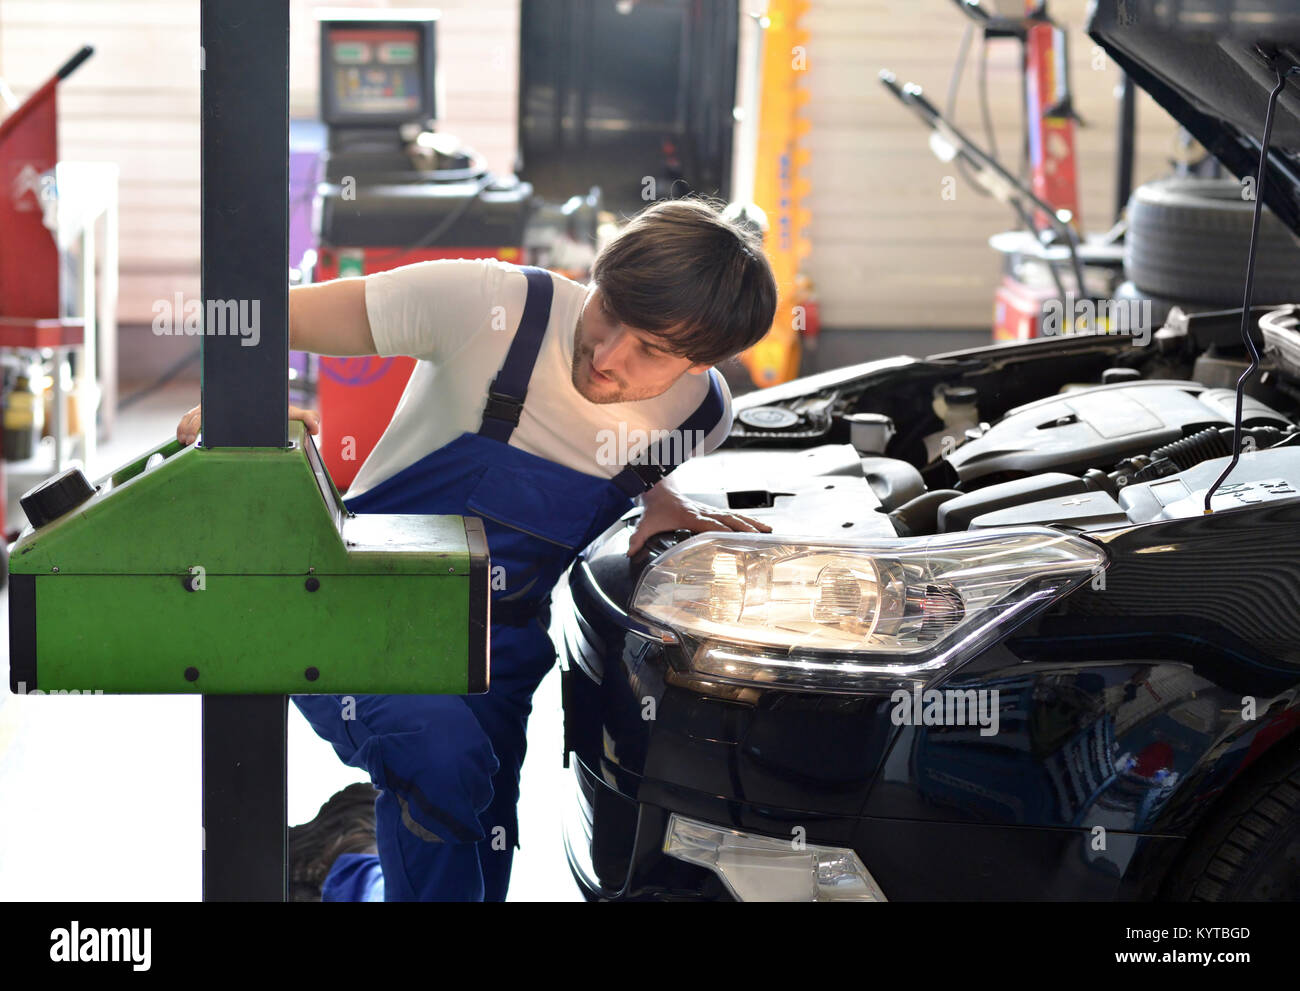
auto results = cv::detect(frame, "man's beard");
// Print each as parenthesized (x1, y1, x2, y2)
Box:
(571, 315, 632, 404)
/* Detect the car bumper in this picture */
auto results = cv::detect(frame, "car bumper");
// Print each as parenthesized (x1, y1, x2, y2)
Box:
(561, 749, 1192, 901)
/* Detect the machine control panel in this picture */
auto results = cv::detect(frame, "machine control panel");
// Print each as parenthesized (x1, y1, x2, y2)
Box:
(318, 14, 437, 126)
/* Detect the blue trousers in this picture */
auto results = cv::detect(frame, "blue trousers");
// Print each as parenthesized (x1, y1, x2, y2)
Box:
(294, 616, 556, 901)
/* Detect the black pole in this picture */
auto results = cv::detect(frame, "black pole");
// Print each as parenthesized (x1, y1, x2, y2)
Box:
(1115, 71, 1137, 222)
(200, 2, 288, 448)
(203, 696, 289, 901)
(55, 45, 94, 81)
(199, 0, 290, 902)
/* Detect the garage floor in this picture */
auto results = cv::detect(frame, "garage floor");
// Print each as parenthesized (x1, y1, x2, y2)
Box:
(0, 383, 581, 901)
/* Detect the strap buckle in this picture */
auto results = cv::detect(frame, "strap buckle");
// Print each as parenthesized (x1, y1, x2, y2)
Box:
(620, 462, 669, 494)
(482, 383, 524, 426)
(629, 462, 667, 486)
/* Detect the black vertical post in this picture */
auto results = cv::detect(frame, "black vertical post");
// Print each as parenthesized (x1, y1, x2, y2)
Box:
(1114, 71, 1137, 222)
(200, 2, 289, 446)
(199, 0, 290, 902)
(203, 696, 288, 901)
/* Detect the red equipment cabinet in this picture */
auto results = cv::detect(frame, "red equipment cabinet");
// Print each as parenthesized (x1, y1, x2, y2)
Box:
(0, 47, 94, 536)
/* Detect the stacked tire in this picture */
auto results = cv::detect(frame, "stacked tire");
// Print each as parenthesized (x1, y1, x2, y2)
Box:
(1124, 176, 1300, 308)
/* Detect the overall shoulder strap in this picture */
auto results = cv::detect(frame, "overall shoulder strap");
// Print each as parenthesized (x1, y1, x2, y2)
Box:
(610, 368, 727, 499)
(478, 265, 555, 442)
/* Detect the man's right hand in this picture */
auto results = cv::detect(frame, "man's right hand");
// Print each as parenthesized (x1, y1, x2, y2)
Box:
(175, 403, 321, 445)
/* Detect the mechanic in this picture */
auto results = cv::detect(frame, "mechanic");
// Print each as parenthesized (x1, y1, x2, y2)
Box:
(175, 196, 778, 902)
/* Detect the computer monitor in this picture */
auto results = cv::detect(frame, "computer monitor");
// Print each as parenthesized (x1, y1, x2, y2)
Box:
(318, 9, 437, 127)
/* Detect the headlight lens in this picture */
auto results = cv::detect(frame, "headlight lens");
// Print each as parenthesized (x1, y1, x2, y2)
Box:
(630, 527, 1104, 691)
(662, 814, 887, 902)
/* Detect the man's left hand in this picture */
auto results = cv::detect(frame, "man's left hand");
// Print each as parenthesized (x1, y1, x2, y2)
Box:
(627, 482, 771, 557)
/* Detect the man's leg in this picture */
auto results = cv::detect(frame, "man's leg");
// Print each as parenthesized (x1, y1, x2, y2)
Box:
(321, 852, 385, 902)
(293, 618, 556, 902)
(293, 692, 500, 901)
(464, 618, 556, 901)
(371, 684, 536, 902)
(475, 747, 524, 901)
(365, 623, 552, 902)
(464, 700, 528, 901)
(373, 785, 488, 901)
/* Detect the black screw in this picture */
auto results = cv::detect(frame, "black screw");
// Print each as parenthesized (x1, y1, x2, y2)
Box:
(181, 574, 198, 591)
(304, 667, 319, 682)
(305, 577, 320, 592)
(184, 667, 199, 682)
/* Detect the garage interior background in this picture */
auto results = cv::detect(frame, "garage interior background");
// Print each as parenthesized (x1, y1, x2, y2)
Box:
(0, 0, 1179, 389)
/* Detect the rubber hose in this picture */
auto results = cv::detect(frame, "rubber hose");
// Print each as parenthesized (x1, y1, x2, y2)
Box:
(888, 489, 963, 538)
(1150, 428, 1232, 471)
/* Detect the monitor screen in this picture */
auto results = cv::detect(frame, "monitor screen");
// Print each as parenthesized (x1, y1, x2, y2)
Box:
(320, 21, 435, 124)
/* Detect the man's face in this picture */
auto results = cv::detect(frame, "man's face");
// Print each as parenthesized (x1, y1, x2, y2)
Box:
(571, 286, 710, 403)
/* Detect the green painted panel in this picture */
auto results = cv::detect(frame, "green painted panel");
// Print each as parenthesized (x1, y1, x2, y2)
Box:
(12, 427, 352, 576)
(35, 574, 474, 694)
(10, 423, 489, 695)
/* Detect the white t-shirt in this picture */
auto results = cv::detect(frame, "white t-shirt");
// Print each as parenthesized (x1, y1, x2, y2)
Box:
(345, 258, 733, 498)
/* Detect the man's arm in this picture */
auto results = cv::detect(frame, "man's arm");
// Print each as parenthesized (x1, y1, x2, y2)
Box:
(624, 369, 767, 555)
(176, 280, 370, 444)
(299, 258, 498, 360)
(289, 279, 376, 355)
(179, 260, 494, 443)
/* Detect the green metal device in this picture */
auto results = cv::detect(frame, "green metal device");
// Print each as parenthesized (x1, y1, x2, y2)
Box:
(0, 1, 492, 900)
(8, 421, 489, 696)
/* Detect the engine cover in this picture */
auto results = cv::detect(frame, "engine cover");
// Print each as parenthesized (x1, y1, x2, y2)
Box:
(945, 381, 1291, 483)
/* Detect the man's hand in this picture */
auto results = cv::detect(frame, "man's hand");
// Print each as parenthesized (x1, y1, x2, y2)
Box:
(627, 477, 771, 557)
(175, 403, 321, 445)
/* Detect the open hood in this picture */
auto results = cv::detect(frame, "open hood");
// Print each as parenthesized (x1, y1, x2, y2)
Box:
(1088, 0, 1300, 234)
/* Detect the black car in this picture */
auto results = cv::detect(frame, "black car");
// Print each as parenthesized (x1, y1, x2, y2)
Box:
(556, 0, 1300, 901)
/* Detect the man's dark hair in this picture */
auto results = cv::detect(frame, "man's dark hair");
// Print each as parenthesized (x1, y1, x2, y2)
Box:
(590, 196, 778, 366)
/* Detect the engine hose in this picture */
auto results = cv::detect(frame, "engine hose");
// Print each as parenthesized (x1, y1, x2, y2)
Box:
(1150, 428, 1232, 472)
(888, 489, 962, 538)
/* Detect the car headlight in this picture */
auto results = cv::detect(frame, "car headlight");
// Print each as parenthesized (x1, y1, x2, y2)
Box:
(630, 526, 1105, 692)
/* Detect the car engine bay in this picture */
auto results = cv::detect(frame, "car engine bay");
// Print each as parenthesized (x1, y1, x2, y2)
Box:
(664, 306, 1300, 544)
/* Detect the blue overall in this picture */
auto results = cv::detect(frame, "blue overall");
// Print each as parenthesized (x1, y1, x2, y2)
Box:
(292, 265, 724, 901)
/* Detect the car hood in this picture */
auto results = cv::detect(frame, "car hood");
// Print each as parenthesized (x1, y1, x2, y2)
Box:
(1088, 0, 1300, 233)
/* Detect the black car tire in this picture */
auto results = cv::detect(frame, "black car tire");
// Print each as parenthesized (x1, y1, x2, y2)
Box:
(1125, 176, 1300, 307)
(1164, 742, 1300, 901)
